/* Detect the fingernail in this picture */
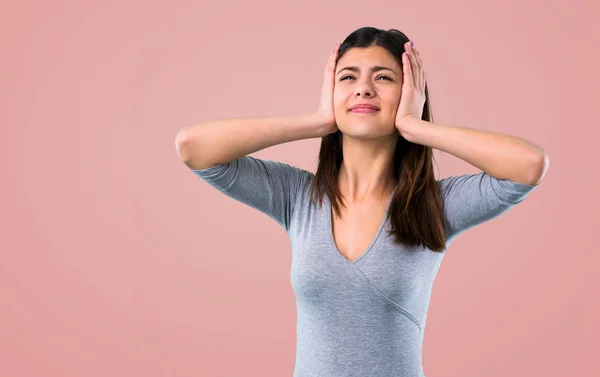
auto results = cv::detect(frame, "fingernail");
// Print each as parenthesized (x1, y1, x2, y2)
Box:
(410, 41, 414, 47)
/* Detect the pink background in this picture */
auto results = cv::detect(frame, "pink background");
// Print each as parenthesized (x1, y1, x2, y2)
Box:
(1, 1, 598, 376)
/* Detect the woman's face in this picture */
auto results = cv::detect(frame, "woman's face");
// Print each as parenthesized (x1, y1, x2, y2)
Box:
(333, 45, 403, 138)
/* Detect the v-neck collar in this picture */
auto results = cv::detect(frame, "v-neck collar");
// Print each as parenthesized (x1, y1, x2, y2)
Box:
(326, 186, 397, 264)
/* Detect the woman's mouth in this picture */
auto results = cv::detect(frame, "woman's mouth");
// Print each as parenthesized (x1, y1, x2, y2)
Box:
(350, 108, 379, 113)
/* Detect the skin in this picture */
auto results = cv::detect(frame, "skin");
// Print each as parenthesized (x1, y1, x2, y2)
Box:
(333, 45, 404, 204)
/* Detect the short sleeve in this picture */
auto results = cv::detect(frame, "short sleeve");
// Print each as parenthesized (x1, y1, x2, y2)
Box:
(438, 171, 540, 242)
(190, 155, 311, 232)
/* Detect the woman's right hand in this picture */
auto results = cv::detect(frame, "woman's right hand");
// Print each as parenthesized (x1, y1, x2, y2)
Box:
(314, 42, 341, 137)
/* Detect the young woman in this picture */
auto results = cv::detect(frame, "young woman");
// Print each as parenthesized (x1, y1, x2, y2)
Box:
(175, 26, 548, 377)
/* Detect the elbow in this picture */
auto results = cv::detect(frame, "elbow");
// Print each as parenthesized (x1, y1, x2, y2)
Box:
(527, 151, 550, 186)
(175, 127, 201, 163)
(175, 128, 190, 161)
(175, 128, 211, 170)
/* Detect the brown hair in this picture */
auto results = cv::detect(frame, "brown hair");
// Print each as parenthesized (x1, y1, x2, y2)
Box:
(308, 26, 446, 252)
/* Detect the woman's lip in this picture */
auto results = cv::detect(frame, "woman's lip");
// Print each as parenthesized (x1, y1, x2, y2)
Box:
(350, 108, 379, 113)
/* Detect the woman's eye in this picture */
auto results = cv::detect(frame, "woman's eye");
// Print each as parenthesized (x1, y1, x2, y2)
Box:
(339, 75, 392, 81)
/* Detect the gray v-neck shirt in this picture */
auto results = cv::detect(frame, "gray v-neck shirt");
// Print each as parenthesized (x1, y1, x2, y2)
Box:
(191, 155, 539, 377)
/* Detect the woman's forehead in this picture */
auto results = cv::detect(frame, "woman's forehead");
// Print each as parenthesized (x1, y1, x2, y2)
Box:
(339, 46, 398, 66)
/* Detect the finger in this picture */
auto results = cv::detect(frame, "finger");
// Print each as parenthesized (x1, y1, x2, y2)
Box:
(326, 43, 339, 82)
(325, 43, 333, 70)
(332, 43, 340, 72)
(403, 51, 413, 87)
(325, 43, 340, 89)
(411, 45, 425, 90)
(331, 43, 342, 84)
(411, 43, 421, 64)
(328, 42, 339, 65)
(407, 44, 419, 88)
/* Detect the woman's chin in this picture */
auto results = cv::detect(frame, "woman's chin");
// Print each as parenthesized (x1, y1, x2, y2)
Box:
(338, 124, 397, 139)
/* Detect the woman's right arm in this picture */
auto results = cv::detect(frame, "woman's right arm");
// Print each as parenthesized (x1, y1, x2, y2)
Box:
(173, 43, 341, 232)
(174, 114, 331, 233)
(176, 42, 341, 170)
(175, 113, 329, 170)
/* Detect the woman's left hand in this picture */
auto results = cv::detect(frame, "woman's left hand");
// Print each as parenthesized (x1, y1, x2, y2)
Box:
(395, 41, 427, 136)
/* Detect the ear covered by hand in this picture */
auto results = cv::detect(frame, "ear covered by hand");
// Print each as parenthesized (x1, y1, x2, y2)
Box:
(314, 42, 341, 137)
(395, 41, 427, 136)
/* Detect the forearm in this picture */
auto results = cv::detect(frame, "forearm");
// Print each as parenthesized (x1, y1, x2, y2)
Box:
(402, 117, 549, 185)
(176, 113, 326, 170)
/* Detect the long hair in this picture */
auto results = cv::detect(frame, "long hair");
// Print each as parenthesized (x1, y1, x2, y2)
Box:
(308, 26, 446, 252)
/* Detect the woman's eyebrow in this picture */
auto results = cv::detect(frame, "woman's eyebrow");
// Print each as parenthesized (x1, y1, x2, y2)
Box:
(336, 65, 397, 76)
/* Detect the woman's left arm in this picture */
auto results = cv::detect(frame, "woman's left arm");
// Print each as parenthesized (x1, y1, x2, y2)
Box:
(400, 117, 550, 186)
